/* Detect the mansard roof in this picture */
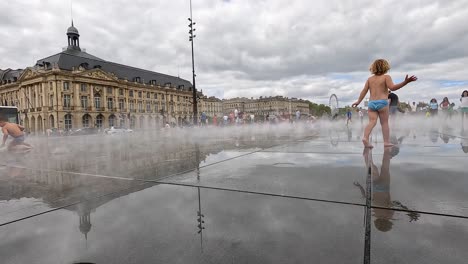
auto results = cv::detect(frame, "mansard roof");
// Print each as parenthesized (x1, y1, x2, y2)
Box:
(0, 68, 24, 84)
(35, 50, 192, 90)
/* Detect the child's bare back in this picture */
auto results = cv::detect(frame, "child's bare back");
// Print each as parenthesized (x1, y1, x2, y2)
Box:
(367, 75, 393, 101)
(2, 123, 24, 138)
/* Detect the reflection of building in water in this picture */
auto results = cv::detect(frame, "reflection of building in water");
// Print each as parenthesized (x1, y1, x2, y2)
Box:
(0, 134, 300, 241)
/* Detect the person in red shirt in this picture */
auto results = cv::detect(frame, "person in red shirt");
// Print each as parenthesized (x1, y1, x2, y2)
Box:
(213, 114, 218, 126)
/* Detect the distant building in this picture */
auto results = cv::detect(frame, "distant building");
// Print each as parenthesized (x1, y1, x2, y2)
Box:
(224, 96, 310, 119)
(198, 95, 223, 118)
(0, 22, 194, 132)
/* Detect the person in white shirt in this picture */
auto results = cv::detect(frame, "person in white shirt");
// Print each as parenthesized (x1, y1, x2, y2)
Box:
(410, 102, 417, 113)
(358, 109, 364, 125)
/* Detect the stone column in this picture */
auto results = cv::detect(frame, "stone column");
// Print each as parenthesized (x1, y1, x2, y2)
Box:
(55, 81, 62, 110)
(41, 83, 47, 108)
(74, 82, 80, 110)
(103, 85, 107, 111)
(89, 84, 94, 111)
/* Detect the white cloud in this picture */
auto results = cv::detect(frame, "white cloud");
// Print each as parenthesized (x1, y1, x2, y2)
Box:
(1, 0, 467, 106)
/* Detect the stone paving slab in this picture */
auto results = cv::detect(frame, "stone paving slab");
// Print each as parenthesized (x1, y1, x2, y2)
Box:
(160, 151, 368, 205)
(371, 210, 468, 264)
(0, 184, 365, 264)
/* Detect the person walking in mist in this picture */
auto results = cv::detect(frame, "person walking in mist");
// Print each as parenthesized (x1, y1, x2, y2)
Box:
(460, 90, 468, 131)
(429, 98, 438, 117)
(352, 59, 417, 148)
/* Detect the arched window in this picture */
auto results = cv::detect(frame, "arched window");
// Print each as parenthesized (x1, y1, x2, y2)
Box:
(49, 115, 55, 128)
(82, 114, 91, 128)
(96, 114, 103, 128)
(65, 114, 72, 130)
(109, 115, 116, 128)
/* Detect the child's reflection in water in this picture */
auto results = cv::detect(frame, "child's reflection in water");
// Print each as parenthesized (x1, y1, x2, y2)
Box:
(355, 145, 420, 232)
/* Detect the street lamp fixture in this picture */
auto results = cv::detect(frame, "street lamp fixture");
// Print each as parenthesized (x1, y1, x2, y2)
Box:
(188, 0, 198, 125)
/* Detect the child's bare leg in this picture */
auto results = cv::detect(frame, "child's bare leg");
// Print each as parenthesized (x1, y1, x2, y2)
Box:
(378, 107, 394, 147)
(363, 110, 378, 148)
(20, 142, 33, 148)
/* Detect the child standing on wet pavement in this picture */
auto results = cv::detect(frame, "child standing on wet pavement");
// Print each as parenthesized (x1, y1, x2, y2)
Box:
(352, 59, 417, 148)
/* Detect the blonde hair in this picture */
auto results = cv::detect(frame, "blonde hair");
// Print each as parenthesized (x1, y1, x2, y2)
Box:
(369, 59, 390, 75)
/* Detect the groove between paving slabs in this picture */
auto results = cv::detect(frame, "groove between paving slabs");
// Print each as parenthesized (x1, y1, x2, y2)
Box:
(363, 150, 372, 264)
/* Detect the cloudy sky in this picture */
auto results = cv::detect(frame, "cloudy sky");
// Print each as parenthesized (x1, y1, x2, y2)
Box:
(1, 0, 468, 106)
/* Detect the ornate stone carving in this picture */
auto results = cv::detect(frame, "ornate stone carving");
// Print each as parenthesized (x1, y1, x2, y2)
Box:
(86, 70, 115, 81)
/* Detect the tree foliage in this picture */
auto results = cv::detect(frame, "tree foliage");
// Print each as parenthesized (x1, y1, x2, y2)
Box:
(308, 102, 331, 117)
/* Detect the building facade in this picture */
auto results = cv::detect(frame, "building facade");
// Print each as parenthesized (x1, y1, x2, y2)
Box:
(198, 95, 223, 118)
(0, 23, 194, 133)
(222, 97, 252, 115)
(224, 96, 310, 119)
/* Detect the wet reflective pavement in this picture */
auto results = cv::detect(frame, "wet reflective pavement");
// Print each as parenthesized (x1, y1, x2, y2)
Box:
(0, 123, 467, 263)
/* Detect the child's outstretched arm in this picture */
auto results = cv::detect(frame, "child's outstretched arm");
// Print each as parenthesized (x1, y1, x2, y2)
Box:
(352, 80, 369, 107)
(386, 75, 417, 91)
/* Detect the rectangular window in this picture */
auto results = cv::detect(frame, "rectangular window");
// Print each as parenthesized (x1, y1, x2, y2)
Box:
(94, 96, 101, 108)
(81, 96, 88, 108)
(119, 99, 124, 110)
(146, 92, 150, 99)
(107, 87, 113, 94)
(146, 102, 151, 112)
(63, 82, 70, 91)
(170, 94, 173, 101)
(107, 97, 113, 109)
(154, 93, 157, 99)
(129, 101, 134, 111)
(138, 91, 142, 98)
(162, 94, 165, 100)
(129, 90, 134, 97)
(63, 94, 71, 107)
(50, 95, 54, 106)
(138, 102, 143, 111)
(80, 83, 87, 92)
(119, 88, 123, 96)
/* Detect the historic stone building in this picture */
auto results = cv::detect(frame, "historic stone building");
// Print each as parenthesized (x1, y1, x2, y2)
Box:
(222, 97, 252, 115)
(0, 23, 195, 133)
(224, 96, 310, 119)
(198, 95, 223, 118)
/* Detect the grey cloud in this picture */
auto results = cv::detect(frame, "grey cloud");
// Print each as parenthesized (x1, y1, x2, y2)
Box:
(1, 0, 467, 104)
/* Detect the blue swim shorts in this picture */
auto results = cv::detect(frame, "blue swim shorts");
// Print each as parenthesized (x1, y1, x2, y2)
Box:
(12, 135, 25, 144)
(368, 100, 389, 111)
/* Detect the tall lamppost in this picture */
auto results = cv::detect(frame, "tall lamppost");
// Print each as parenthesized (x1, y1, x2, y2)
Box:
(188, 0, 198, 125)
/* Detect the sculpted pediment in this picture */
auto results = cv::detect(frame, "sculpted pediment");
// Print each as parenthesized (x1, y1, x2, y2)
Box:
(78, 69, 117, 81)
(19, 68, 40, 81)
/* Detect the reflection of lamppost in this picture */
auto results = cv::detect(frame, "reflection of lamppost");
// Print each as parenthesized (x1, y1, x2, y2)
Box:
(194, 144, 205, 252)
(188, 0, 198, 125)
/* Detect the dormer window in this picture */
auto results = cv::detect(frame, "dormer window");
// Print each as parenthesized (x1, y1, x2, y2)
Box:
(79, 62, 89, 69)
(178, 85, 184, 90)
(164, 82, 171, 87)
(150, 80, 157, 85)
(134, 77, 141, 83)
(93, 65, 102, 69)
